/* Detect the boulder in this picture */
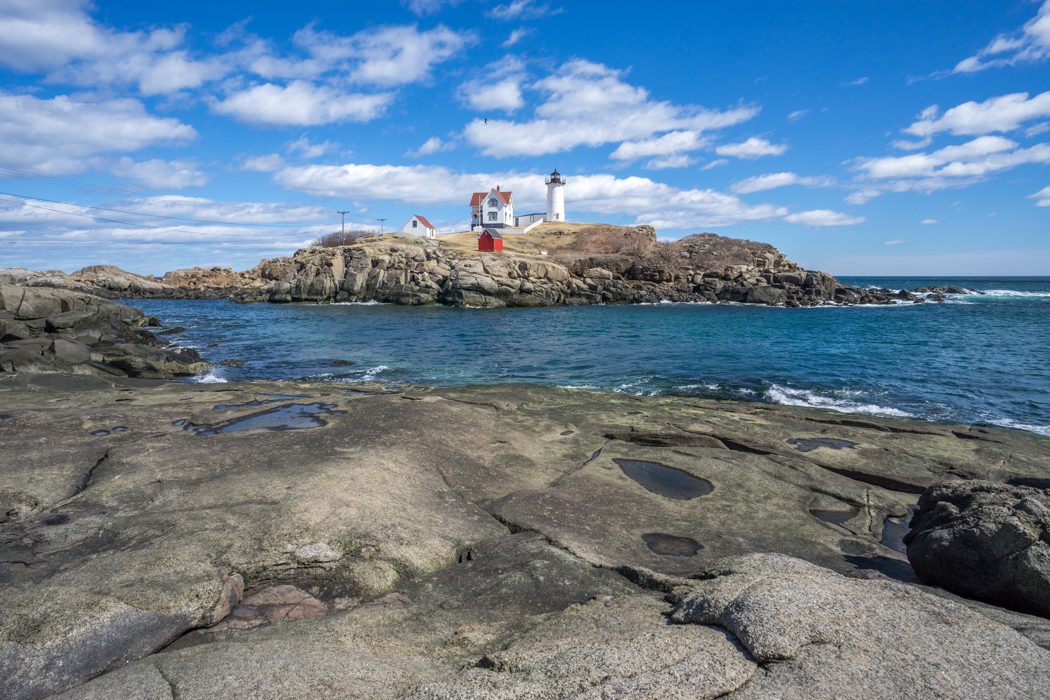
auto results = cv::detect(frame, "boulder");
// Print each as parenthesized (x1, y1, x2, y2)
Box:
(906, 480, 1050, 617)
(50, 339, 90, 365)
(670, 553, 1050, 698)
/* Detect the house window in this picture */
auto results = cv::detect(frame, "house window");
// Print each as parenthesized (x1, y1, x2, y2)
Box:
(488, 212, 497, 221)
(488, 198, 497, 207)
(412, 220, 417, 228)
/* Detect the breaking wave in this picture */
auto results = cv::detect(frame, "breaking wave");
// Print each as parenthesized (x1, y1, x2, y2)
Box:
(764, 384, 914, 418)
(191, 370, 228, 384)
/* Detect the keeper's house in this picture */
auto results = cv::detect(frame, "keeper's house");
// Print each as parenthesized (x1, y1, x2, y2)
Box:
(470, 186, 514, 229)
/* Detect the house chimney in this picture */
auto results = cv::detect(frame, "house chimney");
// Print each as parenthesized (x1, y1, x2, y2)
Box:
(496, 185, 500, 191)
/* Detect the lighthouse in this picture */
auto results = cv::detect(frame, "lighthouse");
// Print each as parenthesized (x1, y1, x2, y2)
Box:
(545, 169, 566, 222)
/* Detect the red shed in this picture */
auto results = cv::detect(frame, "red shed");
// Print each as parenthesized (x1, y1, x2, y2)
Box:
(478, 228, 504, 252)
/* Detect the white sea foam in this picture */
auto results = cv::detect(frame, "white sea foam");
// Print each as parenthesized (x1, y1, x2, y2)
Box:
(971, 289, 1050, 299)
(359, 364, 390, 380)
(191, 370, 227, 384)
(765, 384, 913, 418)
(330, 300, 387, 305)
(987, 418, 1050, 437)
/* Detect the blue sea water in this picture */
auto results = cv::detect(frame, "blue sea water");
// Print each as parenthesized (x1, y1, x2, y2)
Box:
(125, 277, 1050, 436)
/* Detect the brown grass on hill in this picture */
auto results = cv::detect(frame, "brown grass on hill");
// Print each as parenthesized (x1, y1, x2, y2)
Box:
(313, 230, 370, 247)
(433, 222, 784, 276)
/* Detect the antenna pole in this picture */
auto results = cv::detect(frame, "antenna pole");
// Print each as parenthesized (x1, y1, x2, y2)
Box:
(377, 218, 387, 236)
(337, 210, 350, 235)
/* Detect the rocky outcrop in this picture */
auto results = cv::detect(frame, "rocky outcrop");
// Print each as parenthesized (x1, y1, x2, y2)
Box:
(2, 379, 1050, 697)
(1, 229, 921, 307)
(230, 233, 910, 307)
(0, 265, 263, 300)
(0, 284, 209, 378)
(0, 265, 175, 298)
(159, 266, 271, 299)
(906, 480, 1050, 617)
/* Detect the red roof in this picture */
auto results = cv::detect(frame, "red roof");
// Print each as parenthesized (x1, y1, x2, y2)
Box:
(414, 214, 435, 230)
(469, 189, 512, 206)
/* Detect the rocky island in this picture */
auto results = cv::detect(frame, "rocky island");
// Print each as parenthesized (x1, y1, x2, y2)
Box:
(2, 224, 920, 308)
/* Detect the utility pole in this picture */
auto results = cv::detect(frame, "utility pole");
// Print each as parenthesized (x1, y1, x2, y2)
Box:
(377, 218, 387, 236)
(337, 210, 349, 235)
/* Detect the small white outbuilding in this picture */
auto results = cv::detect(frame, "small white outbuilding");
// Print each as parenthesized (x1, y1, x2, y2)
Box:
(402, 214, 436, 239)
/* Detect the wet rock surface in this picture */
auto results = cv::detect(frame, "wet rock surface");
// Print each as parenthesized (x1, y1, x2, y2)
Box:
(0, 284, 210, 379)
(906, 480, 1050, 616)
(0, 378, 1048, 698)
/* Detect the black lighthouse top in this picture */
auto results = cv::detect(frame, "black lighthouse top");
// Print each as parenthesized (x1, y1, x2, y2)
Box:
(545, 169, 565, 185)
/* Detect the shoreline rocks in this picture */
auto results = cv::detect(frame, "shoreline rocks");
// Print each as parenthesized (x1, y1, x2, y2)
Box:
(906, 480, 1050, 617)
(2, 378, 1049, 697)
(0, 284, 210, 379)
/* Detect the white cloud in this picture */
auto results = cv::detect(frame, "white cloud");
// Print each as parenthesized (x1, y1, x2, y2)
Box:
(402, 0, 462, 15)
(409, 136, 455, 157)
(0, 91, 196, 175)
(730, 172, 833, 194)
(0, 2, 231, 95)
(241, 153, 286, 172)
(785, 209, 864, 227)
(856, 136, 1050, 183)
(462, 77, 524, 112)
(787, 109, 810, 121)
(644, 154, 696, 170)
(845, 189, 881, 205)
(1032, 185, 1050, 206)
(502, 28, 531, 48)
(0, 193, 334, 272)
(275, 161, 790, 229)
(287, 24, 472, 87)
(0, 5, 472, 101)
(952, 0, 1050, 73)
(1028, 122, 1050, 137)
(884, 240, 905, 246)
(905, 91, 1050, 138)
(920, 218, 938, 225)
(112, 157, 208, 189)
(465, 60, 758, 157)
(701, 158, 729, 170)
(0, 0, 105, 71)
(286, 135, 337, 159)
(715, 137, 787, 159)
(212, 81, 393, 126)
(842, 76, 869, 86)
(892, 137, 932, 151)
(121, 195, 329, 224)
(488, 1, 561, 20)
(610, 130, 708, 161)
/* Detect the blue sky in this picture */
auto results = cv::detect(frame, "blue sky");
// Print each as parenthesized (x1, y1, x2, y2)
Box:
(0, 0, 1048, 275)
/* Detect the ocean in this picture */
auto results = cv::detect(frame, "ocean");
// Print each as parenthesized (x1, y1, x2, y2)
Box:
(125, 276, 1050, 437)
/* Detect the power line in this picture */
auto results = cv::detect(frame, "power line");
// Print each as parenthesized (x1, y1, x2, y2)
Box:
(0, 190, 302, 227)
(0, 165, 156, 198)
(2, 196, 302, 243)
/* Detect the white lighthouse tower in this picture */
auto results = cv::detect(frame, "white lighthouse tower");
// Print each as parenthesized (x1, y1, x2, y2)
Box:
(545, 169, 566, 222)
